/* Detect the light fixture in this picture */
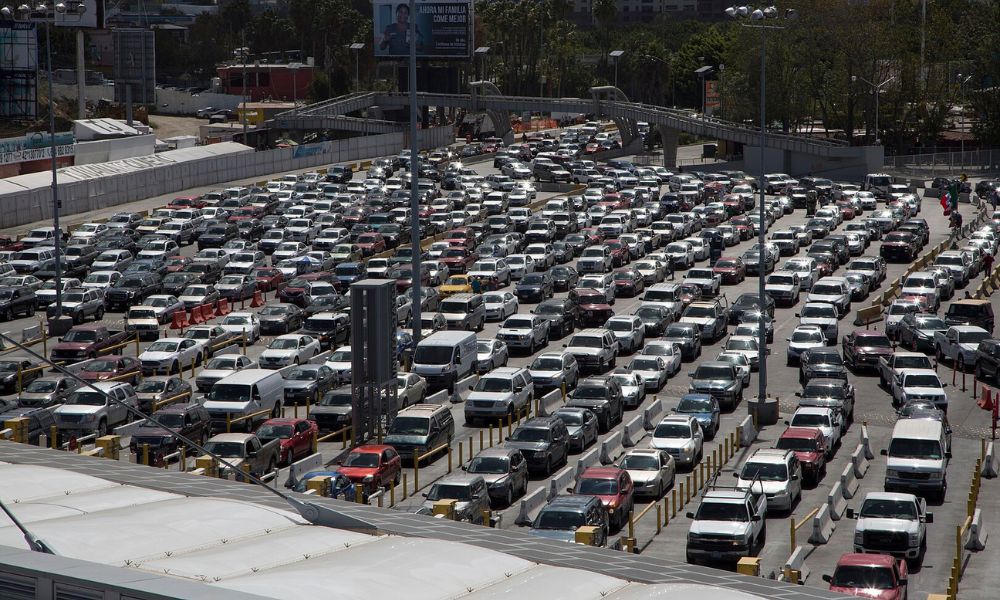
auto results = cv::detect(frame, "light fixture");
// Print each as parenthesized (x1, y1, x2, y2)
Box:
(750, 8, 764, 20)
(763, 5, 777, 17)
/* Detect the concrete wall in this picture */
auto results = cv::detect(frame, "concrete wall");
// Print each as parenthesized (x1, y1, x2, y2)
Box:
(74, 134, 157, 165)
(744, 145, 884, 181)
(0, 126, 453, 230)
(52, 83, 244, 116)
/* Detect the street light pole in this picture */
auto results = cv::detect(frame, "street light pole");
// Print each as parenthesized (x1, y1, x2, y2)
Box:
(408, 0, 422, 344)
(851, 74, 894, 145)
(957, 74, 972, 164)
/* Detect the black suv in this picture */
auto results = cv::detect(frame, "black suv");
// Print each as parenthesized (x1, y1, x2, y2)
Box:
(198, 223, 239, 250)
(531, 298, 578, 338)
(566, 376, 625, 432)
(799, 347, 848, 384)
(503, 416, 570, 476)
(129, 402, 212, 457)
(0, 287, 37, 321)
(975, 339, 1000, 383)
(0, 405, 56, 445)
(729, 292, 775, 324)
(663, 322, 703, 360)
(105, 274, 163, 311)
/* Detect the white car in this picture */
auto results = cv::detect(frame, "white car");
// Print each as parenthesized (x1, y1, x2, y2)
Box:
(650, 415, 704, 468)
(786, 325, 827, 365)
(716, 351, 751, 388)
(137, 239, 180, 261)
(683, 268, 721, 297)
(578, 273, 616, 304)
(218, 311, 261, 343)
(781, 258, 820, 290)
(605, 315, 645, 354)
(891, 368, 948, 411)
(665, 241, 695, 269)
(525, 243, 556, 269)
(82, 270, 122, 292)
(723, 336, 762, 371)
(476, 338, 509, 374)
(195, 354, 258, 393)
(324, 345, 352, 380)
(506, 254, 536, 279)
(258, 334, 320, 369)
(788, 406, 841, 458)
(764, 271, 801, 305)
(483, 291, 519, 321)
(618, 448, 676, 499)
(626, 355, 671, 391)
(139, 337, 207, 375)
(796, 302, 839, 343)
(496, 314, 550, 352)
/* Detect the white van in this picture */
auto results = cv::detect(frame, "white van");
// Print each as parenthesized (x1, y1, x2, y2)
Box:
(882, 419, 949, 501)
(412, 330, 477, 393)
(202, 369, 285, 432)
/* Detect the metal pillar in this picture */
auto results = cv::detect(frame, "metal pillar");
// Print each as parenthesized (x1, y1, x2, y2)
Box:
(408, 0, 422, 344)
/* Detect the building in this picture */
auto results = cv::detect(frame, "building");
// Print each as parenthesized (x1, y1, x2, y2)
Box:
(217, 62, 315, 103)
(571, 0, 698, 24)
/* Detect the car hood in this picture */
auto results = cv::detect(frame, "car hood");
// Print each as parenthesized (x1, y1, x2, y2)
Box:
(529, 369, 561, 380)
(737, 478, 788, 496)
(261, 349, 295, 358)
(651, 438, 693, 451)
(565, 346, 602, 356)
(852, 345, 894, 356)
(467, 391, 514, 404)
(503, 440, 550, 453)
(55, 404, 102, 416)
(311, 404, 351, 416)
(690, 379, 737, 391)
(792, 450, 823, 465)
(765, 283, 796, 292)
(807, 364, 847, 377)
(857, 516, 918, 534)
(800, 316, 837, 327)
(198, 368, 235, 380)
(625, 469, 660, 485)
(688, 520, 751, 537)
(901, 386, 946, 398)
(283, 379, 317, 391)
(259, 314, 288, 323)
(807, 293, 844, 303)
(139, 351, 180, 362)
(498, 327, 533, 336)
(337, 465, 377, 480)
(828, 585, 899, 600)
(528, 528, 579, 543)
(680, 316, 715, 326)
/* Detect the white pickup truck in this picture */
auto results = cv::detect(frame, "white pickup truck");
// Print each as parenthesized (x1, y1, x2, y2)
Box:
(848, 492, 931, 566)
(934, 325, 991, 371)
(685, 485, 767, 565)
(878, 351, 934, 389)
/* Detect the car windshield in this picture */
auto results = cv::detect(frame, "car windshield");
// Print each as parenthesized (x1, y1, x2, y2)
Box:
(957, 330, 991, 344)
(521, 273, 546, 285)
(792, 330, 825, 343)
(888, 437, 943, 459)
(801, 305, 837, 318)
(888, 302, 919, 315)
(769, 275, 795, 285)
(135, 380, 167, 393)
(791, 413, 831, 427)
(726, 339, 757, 352)
(629, 358, 661, 372)
(532, 509, 585, 530)
(684, 306, 716, 318)
(914, 316, 947, 330)
(83, 360, 119, 372)
(509, 427, 550, 442)
(67, 391, 107, 406)
(803, 383, 846, 398)
(388, 416, 429, 436)
(695, 502, 749, 522)
(414, 346, 451, 365)
(343, 452, 379, 468)
(776, 436, 820, 452)
(857, 336, 891, 348)
(572, 385, 607, 400)
(831, 566, 896, 590)
(531, 356, 564, 370)
(620, 455, 660, 470)
(202, 442, 244, 458)
(741, 462, 788, 481)
(577, 478, 618, 495)
(645, 289, 679, 301)
(654, 423, 690, 438)
(286, 368, 318, 381)
(23, 379, 58, 393)
(475, 377, 513, 393)
(466, 456, 509, 474)
(903, 374, 942, 388)
(812, 284, 843, 295)
(268, 338, 300, 350)
(694, 365, 733, 379)
(320, 391, 351, 406)
(860, 498, 918, 520)
(677, 397, 713, 412)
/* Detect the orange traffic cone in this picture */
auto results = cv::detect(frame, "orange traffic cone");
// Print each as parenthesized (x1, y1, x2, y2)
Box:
(978, 388, 994, 411)
(250, 290, 264, 308)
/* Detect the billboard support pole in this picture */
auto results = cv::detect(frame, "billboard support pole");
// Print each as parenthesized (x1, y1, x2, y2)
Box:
(408, 0, 422, 345)
(76, 28, 84, 119)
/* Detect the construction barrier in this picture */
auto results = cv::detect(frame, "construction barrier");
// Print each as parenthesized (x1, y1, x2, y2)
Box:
(828, 481, 848, 520)
(170, 310, 189, 330)
(809, 503, 836, 544)
(217, 299, 231, 315)
(425, 390, 449, 404)
(201, 302, 216, 320)
(781, 546, 810, 584)
(860, 424, 874, 460)
(535, 389, 562, 417)
(548, 466, 576, 501)
(841, 463, 860, 499)
(854, 304, 883, 327)
(285, 451, 325, 489)
(113, 420, 146, 439)
(738, 416, 757, 447)
(250, 290, 265, 308)
(622, 414, 647, 447)
(851, 444, 870, 479)
(599, 431, 625, 465)
(451, 374, 478, 404)
(574, 448, 600, 481)
(966, 508, 987, 551)
(514, 486, 547, 526)
(643, 397, 664, 430)
(982, 442, 998, 479)
(190, 305, 205, 325)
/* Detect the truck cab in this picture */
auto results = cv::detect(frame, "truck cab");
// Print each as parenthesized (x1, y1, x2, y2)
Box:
(847, 492, 931, 565)
(686, 485, 767, 565)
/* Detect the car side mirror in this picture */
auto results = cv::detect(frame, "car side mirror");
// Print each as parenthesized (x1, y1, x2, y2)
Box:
(731, 472, 738, 478)
(421, 492, 428, 498)
(685, 511, 695, 519)
(335, 459, 343, 465)
(794, 313, 800, 318)
(566, 486, 575, 494)
(821, 574, 832, 584)
(880, 448, 888, 456)
(783, 419, 790, 425)
(925, 512, 934, 523)
(846, 508, 855, 519)
(946, 450, 952, 458)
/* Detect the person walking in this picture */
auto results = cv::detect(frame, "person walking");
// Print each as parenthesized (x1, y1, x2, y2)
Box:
(471, 276, 482, 294)
(984, 251, 995, 277)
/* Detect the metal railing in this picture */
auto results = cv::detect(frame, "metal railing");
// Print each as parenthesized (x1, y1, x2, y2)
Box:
(885, 148, 1000, 177)
(225, 408, 273, 432)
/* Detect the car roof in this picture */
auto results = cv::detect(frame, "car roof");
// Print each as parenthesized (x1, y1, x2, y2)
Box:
(897, 368, 940, 377)
(837, 553, 897, 568)
(780, 427, 823, 440)
(579, 466, 624, 480)
(545, 495, 600, 510)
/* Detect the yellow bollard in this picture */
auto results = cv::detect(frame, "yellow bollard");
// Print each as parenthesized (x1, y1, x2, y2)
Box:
(134, 333, 140, 356)
(390, 482, 396, 507)
(489, 424, 495, 447)
(179, 446, 186, 471)
(628, 510, 635, 540)
(190, 356, 196, 378)
(482, 510, 491, 527)
(342, 427, 348, 449)
(671, 488, 677, 517)
(468, 436, 473, 462)
(41, 321, 47, 357)
(479, 429, 484, 452)
(507, 413, 513, 437)
(561, 381, 567, 400)
(306, 397, 311, 417)
(242, 332, 248, 355)
(413, 461, 419, 494)
(294, 403, 299, 419)
(458, 442, 463, 466)
(402, 473, 408, 500)
(50, 425, 58, 449)
(663, 496, 670, 526)
(241, 463, 251, 483)
(311, 431, 318, 454)
(789, 517, 796, 549)
(142, 443, 150, 466)
(16, 366, 21, 394)
(226, 412, 232, 433)
(447, 445, 453, 473)
(355, 485, 364, 504)
(679, 482, 685, 507)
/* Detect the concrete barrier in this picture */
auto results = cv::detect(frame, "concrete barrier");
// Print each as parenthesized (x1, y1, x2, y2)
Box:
(738, 416, 757, 447)
(285, 452, 325, 489)
(828, 481, 848, 520)
(966, 508, 988, 551)
(622, 414, 647, 447)
(841, 463, 859, 499)
(860, 424, 874, 460)
(599, 431, 625, 464)
(452, 374, 479, 403)
(781, 546, 811, 583)
(514, 486, 548, 526)
(851, 444, 870, 479)
(643, 398, 664, 430)
(113, 420, 146, 441)
(425, 390, 449, 405)
(548, 466, 576, 501)
(215, 344, 241, 356)
(574, 447, 600, 481)
(21, 324, 41, 343)
(983, 442, 998, 479)
(536, 389, 562, 417)
(809, 503, 836, 544)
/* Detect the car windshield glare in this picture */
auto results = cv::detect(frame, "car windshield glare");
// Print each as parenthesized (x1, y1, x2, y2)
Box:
(741, 462, 788, 481)
(803, 383, 846, 398)
(831, 566, 896, 590)
(654, 423, 690, 438)
(801, 305, 837, 318)
(467, 456, 509, 474)
(696, 502, 749, 522)
(860, 498, 918, 520)
(577, 478, 618, 495)
(532, 509, 585, 530)
(791, 413, 830, 427)
(268, 339, 299, 350)
(620, 455, 660, 470)
(510, 427, 550, 442)
(776, 437, 819, 452)
(677, 397, 712, 412)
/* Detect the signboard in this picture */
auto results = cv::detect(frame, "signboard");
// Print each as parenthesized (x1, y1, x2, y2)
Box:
(0, 22, 38, 120)
(113, 29, 156, 106)
(373, 0, 472, 59)
(705, 80, 720, 115)
(0, 133, 75, 166)
(53, 0, 106, 29)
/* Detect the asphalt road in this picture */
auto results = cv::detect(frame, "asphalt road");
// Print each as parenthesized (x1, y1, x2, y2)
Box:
(1, 149, 997, 599)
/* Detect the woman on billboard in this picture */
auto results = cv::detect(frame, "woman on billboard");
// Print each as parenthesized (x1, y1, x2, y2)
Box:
(379, 3, 424, 55)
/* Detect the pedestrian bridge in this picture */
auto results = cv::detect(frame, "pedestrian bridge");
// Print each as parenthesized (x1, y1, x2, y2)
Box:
(267, 83, 881, 180)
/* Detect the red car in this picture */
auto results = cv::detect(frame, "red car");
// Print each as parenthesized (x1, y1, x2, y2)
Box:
(440, 247, 477, 274)
(775, 427, 827, 485)
(580, 227, 604, 245)
(253, 267, 285, 292)
(167, 195, 205, 210)
(258, 417, 318, 465)
(228, 206, 263, 223)
(836, 201, 856, 220)
(823, 553, 908, 600)
(573, 466, 634, 530)
(77, 356, 142, 386)
(165, 256, 193, 273)
(842, 330, 894, 371)
(444, 227, 476, 249)
(612, 268, 645, 297)
(730, 218, 755, 240)
(678, 283, 703, 307)
(336, 444, 402, 492)
(572, 288, 614, 327)
(713, 256, 746, 284)
(604, 240, 630, 267)
(355, 233, 387, 256)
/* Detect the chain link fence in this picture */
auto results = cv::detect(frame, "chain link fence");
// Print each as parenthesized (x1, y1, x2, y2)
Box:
(884, 149, 1000, 178)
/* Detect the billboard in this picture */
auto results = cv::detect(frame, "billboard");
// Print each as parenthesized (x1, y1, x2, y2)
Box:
(373, 0, 471, 59)
(0, 22, 38, 120)
(113, 29, 156, 106)
(0, 133, 75, 166)
(54, 0, 106, 29)
(705, 80, 720, 115)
